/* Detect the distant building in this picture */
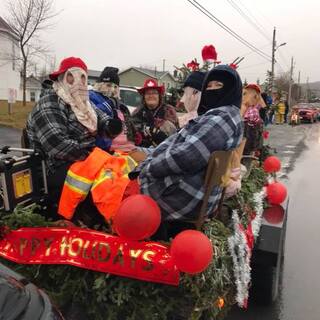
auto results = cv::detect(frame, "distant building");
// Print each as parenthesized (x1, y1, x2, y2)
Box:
(119, 67, 178, 90)
(87, 69, 101, 85)
(0, 16, 20, 101)
(24, 75, 42, 102)
(87, 67, 178, 91)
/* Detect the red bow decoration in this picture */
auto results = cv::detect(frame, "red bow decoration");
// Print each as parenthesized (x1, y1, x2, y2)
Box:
(229, 63, 238, 70)
(186, 59, 200, 71)
(262, 131, 270, 140)
(201, 45, 218, 62)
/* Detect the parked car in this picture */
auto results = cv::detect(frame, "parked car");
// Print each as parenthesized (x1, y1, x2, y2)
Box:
(296, 105, 318, 123)
(119, 86, 141, 114)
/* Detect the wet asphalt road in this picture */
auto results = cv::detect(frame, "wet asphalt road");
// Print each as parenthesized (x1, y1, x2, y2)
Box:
(0, 126, 21, 149)
(1, 124, 320, 320)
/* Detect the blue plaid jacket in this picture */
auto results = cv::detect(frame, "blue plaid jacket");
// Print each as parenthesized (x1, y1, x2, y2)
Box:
(139, 105, 243, 221)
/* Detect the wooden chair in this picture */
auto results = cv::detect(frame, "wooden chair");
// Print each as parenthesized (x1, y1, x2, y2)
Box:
(195, 139, 247, 230)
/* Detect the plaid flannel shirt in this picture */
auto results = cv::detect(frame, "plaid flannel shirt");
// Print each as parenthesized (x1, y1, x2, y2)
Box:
(26, 89, 112, 173)
(139, 105, 243, 222)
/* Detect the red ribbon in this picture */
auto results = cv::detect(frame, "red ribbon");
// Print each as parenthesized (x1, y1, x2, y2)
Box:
(0, 227, 179, 286)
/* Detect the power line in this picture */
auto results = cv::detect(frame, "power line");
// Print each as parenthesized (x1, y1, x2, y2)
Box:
(187, 0, 272, 62)
(237, 0, 272, 38)
(225, 0, 271, 42)
(238, 61, 270, 70)
(234, 0, 292, 72)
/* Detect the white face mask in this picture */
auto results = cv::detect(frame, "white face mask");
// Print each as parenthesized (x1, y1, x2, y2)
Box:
(94, 82, 120, 98)
(53, 67, 97, 132)
(62, 67, 89, 103)
(180, 86, 202, 113)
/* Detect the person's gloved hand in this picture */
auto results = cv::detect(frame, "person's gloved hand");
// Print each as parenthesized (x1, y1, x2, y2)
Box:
(151, 129, 168, 145)
(105, 118, 123, 138)
(159, 120, 177, 136)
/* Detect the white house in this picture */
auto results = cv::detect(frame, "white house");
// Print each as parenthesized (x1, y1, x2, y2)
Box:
(0, 16, 20, 101)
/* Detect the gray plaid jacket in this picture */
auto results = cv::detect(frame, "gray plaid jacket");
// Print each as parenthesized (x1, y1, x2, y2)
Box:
(27, 89, 111, 173)
(139, 105, 243, 221)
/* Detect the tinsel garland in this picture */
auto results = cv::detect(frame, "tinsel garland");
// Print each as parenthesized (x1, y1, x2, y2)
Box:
(228, 191, 265, 308)
(251, 191, 265, 238)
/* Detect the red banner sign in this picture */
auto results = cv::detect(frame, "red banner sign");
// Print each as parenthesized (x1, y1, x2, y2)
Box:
(0, 227, 179, 286)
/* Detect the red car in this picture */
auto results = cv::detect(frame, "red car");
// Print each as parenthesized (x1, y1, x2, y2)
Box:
(297, 105, 318, 123)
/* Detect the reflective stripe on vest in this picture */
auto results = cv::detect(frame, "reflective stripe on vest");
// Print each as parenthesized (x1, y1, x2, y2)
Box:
(65, 171, 93, 195)
(92, 169, 113, 191)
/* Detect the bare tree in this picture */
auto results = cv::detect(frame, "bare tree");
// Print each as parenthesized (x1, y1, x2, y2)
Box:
(5, 0, 58, 105)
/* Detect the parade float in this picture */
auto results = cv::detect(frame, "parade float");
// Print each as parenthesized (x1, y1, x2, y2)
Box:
(0, 46, 288, 320)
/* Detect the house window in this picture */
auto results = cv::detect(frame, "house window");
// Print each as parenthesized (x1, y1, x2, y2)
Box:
(167, 83, 170, 89)
(30, 91, 36, 102)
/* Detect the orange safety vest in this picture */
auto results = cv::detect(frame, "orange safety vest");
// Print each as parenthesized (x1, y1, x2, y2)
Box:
(58, 147, 137, 221)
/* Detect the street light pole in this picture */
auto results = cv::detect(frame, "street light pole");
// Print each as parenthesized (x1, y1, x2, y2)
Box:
(288, 56, 294, 108)
(271, 27, 276, 92)
(270, 27, 287, 94)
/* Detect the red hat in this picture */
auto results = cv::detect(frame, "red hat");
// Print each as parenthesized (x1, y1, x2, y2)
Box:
(245, 84, 261, 94)
(137, 79, 165, 95)
(49, 57, 87, 80)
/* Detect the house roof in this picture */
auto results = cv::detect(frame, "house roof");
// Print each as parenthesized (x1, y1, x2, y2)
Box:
(88, 69, 101, 78)
(24, 76, 42, 89)
(119, 67, 176, 82)
(0, 16, 18, 41)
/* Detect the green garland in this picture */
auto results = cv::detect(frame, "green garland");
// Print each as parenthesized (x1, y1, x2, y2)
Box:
(0, 167, 268, 320)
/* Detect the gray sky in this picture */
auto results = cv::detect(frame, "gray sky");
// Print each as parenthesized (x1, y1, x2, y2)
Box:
(2, 0, 319, 83)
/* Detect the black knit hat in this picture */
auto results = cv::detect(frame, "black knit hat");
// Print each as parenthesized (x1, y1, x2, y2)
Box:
(183, 71, 206, 91)
(98, 67, 120, 85)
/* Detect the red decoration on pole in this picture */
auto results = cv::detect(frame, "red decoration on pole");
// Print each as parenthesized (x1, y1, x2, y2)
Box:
(263, 156, 281, 173)
(266, 182, 287, 205)
(229, 63, 238, 70)
(170, 230, 213, 274)
(263, 205, 285, 224)
(201, 45, 218, 62)
(186, 60, 200, 71)
(262, 131, 270, 140)
(114, 195, 161, 241)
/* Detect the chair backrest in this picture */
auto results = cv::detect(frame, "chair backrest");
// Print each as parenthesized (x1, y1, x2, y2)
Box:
(195, 139, 247, 230)
(195, 150, 233, 230)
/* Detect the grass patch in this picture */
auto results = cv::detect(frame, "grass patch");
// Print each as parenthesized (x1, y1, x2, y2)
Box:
(0, 100, 35, 129)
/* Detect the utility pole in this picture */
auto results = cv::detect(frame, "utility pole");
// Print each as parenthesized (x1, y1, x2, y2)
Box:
(288, 56, 294, 107)
(297, 71, 301, 101)
(306, 77, 310, 102)
(270, 27, 276, 93)
(163, 59, 166, 72)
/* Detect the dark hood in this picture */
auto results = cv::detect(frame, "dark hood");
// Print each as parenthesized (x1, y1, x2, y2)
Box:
(40, 79, 53, 98)
(198, 64, 242, 115)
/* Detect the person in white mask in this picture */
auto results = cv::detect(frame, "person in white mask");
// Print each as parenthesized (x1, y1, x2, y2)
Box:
(178, 71, 206, 127)
(27, 57, 122, 217)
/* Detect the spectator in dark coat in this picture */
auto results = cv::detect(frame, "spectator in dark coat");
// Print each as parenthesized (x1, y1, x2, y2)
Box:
(131, 79, 179, 147)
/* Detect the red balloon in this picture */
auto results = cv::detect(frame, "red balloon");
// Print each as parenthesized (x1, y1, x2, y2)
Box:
(170, 230, 214, 274)
(114, 195, 161, 241)
(263, 156, 281, 173)
(266, 182, 287, 205)
(263, 205, 285, 224)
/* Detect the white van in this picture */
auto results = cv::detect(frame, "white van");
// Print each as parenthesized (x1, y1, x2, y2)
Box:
(119, 86, 141, 114)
